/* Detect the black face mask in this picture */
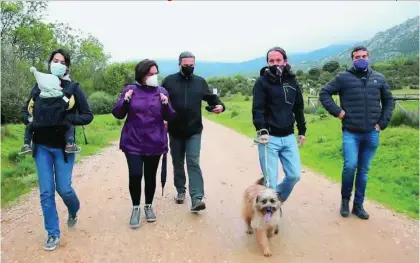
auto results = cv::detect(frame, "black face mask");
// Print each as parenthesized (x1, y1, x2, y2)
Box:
(181, 65, 194, 77)
(268, 65, 284, 76)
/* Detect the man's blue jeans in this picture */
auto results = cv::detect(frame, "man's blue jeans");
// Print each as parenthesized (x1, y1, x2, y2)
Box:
(341, 129, 380, 205)
(258, 134, 301, 202)
(34, 144, 80, 237)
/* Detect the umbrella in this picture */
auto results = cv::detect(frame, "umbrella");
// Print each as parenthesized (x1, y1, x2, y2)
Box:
(161, 121, 168, 196)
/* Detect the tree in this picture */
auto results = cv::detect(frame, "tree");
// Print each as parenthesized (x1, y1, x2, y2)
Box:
(322, 60, 340, 73)
(308, 68, 321, 81)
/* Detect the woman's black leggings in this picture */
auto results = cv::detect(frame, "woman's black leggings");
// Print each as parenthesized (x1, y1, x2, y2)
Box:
(124, 153, 161, 206)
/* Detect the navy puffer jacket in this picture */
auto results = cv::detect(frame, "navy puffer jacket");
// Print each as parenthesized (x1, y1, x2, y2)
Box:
(319, 67, 395, 133)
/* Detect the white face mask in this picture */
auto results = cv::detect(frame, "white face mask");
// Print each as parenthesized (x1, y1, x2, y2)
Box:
(145, 74, 158, 87)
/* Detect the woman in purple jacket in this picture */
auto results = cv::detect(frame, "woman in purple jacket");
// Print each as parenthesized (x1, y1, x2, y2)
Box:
(112, 59, 176, 228)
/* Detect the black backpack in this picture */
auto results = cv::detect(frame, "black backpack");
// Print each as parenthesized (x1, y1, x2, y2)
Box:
(31, 82, 78, 131)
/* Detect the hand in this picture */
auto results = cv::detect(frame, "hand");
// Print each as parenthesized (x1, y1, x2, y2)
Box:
(375, 124, 381, 131)
(337, 110, 345, 120)
(298, 135, 306, 147)
(124, 89, 134, 101)
(160, 93, 169, 105)
(257, 134, 269, 144)
(211, 105, 224, 114)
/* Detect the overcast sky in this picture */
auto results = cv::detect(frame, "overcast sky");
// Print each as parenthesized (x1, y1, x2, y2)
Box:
(45, 1, 419, 63)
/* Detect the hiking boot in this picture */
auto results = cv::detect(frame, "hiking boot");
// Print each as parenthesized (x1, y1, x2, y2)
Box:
(19, 144, 32, 155)
(65, 144, 81, 154)
(129, 206, 141, 228)
(352, 204, 369, 220)
(144, 204, 156, 222)
(67, 214, 78, 228)
(43, 236, 60, 251)
(340, 199, 350, 217)
(191, 199, 206, 212)
(175, 192, 186, 204)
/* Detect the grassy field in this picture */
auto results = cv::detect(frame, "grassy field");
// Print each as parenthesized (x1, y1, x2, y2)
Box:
(1, 114, 123, 207)
(204, 94, 419, 219)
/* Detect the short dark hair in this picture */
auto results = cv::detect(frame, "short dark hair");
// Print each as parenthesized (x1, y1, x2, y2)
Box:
(178, 51, 195, 65)
(135, 59, 159, 83)
(351, 46, 369, 59)
(48, 48, 71, 67)
(266, 46, 288, 61)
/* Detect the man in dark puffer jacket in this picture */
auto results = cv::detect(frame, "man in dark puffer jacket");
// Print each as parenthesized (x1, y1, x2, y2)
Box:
(319, 46, 394, 220)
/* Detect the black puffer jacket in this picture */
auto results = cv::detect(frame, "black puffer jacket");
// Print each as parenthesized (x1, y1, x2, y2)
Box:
(252, 66, 306, 137)
(319, 67, 395, 132)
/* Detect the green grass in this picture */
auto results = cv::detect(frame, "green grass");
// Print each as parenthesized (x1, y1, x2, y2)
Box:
(1, 114, 123, 206)
(204, 95, 419, 219)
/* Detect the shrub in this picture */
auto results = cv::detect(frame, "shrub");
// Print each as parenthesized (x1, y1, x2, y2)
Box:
(88, 91, 116, 115)
(389, 105, 419, 129)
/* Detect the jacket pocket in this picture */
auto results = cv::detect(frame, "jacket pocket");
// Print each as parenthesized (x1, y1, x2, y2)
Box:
(283, 85, 296, 105)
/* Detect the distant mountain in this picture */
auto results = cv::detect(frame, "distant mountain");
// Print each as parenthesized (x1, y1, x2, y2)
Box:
(152, 42, 356, 78)
(324, 16, 419, 64)
(130, 16, 419, 78)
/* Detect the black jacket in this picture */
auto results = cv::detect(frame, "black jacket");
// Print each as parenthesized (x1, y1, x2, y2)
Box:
(319, 67, 395, 133)
(161, 72, 225, 139)
(21, 79, 94, 148)
(252, 67, 306, 137)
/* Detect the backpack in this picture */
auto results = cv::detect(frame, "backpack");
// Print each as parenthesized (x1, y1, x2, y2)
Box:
(31, 82, 78, 131)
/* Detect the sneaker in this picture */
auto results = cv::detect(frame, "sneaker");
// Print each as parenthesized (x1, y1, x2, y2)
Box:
(144, 204, 156, 222)
(352, 204, 369, 220)
(65, 144, 81, 153)
(191, 199, 206, 212)
(67, 214, 78, 228)
(18, 144, 32, 155)
(43, 236, 60, 251)
(175, 192, 186, 204)
(129, 206, 141, 228)
(340, 199, 350, 217)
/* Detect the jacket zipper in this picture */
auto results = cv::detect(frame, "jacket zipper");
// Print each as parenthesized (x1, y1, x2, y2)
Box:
(184, 81, 187, 109)
(362, 75, 369, 131)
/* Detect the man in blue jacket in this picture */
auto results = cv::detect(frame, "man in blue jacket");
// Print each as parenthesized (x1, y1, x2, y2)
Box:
(319, 46, 395, 220)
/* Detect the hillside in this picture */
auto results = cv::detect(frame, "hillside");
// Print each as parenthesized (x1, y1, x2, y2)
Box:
(324, 16, 419, 65)
(129, 16, 419, 78)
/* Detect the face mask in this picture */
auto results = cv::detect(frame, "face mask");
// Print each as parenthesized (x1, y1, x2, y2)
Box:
(353, 58, 369, 71)
(181, 65, 194, 77)
(268, 65, 284, 76)
(50, 62, 67, 77)
(145, 74, 159, 87)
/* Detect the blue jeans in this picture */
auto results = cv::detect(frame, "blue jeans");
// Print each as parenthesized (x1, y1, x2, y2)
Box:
(341, 130, 379, 205)
(34, 144, 80, 237)
(258, 134, 301, 202)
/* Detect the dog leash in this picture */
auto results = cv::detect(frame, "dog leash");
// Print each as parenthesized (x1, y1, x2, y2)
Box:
(254, 129, 283, 218)
(253, 128, 270, 189)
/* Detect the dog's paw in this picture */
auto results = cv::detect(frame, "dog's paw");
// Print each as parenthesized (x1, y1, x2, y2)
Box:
(263, 249, 272, 257)
(246, 228, 253, 234)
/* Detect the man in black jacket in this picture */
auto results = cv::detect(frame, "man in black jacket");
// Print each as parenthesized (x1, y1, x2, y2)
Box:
(319, 46, 395, 220)
(161, 51, 225, 212)
(252, 46, 306, 204)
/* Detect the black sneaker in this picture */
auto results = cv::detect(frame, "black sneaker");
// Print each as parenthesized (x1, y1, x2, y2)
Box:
(67, 214, 78, 228)
(175, 192, 186, 204)
(43, 236, 60, 251)
(18, 144, 32, 155)
(352, 204, 369, 220)
(144, 205, 156, 222)
(129, 206, 141, 228)
(340, 199, 350, 217)
(191, 199, 206, 212)
(65, 144, 81, 153)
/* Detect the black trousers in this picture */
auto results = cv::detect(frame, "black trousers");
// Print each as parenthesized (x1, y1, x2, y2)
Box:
(124, 153, 161, 206)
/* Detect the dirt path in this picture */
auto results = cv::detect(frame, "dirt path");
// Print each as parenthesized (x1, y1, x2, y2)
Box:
(1, 119, 419, 263)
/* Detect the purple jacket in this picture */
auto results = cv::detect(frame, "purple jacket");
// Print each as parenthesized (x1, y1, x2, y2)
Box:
(112, 84, 176, 155)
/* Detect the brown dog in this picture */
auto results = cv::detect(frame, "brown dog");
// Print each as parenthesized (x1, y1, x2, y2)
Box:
(242, 178, 282, 257)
